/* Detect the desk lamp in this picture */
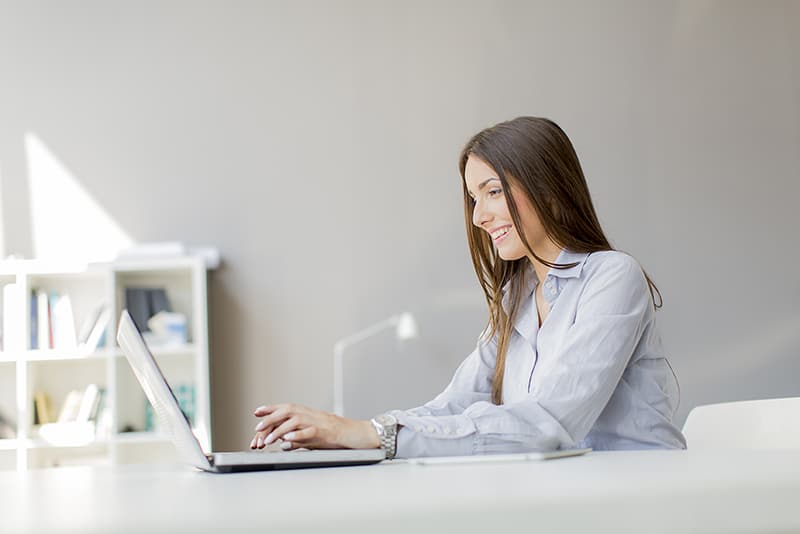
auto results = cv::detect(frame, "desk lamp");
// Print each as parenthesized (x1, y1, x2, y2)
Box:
(333, 312, 418, 416)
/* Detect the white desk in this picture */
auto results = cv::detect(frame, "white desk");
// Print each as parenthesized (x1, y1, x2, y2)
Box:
(2, 449, 799, 533)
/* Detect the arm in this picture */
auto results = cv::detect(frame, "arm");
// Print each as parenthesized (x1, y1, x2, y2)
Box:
(248, 329, 497, 452)
(390, 255, 652, 458)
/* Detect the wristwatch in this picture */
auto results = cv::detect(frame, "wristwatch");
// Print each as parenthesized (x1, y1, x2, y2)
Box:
(370, 413, 398, 459)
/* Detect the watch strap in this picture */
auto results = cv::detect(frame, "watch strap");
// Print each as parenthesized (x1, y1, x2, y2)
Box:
(370, 416, 398, 459)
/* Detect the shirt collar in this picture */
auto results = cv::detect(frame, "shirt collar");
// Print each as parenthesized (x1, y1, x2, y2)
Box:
(499, 250, 590, 342)
(500, 250, 590, 303)
(548, 249, 590, 280)
(501, 249, 590, 287)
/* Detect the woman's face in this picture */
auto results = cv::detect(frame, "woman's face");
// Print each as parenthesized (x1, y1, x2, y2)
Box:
(464, 155, 548, 262)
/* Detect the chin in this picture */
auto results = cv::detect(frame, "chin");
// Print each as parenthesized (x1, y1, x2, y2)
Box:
(496, 247, 525, 261)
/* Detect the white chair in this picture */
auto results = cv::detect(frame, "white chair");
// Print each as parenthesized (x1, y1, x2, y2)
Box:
(683, 397, 800, 450)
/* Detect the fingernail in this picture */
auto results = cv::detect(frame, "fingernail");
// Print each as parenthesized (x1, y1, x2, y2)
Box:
(256, 436, 263, 448)
(264, 433, 275, 445)
(250, 438, 256, 449)
(281, 441, 292, 450)
(254, 421, 265, 432)
(254, 405, 267, 413)
(283, 432, 295, 441)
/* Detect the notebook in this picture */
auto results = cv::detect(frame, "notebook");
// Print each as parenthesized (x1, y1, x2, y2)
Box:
(116, 309, 385, 472)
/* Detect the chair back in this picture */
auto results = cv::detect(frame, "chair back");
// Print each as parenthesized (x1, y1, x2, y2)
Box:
(683, 397, 800, 449)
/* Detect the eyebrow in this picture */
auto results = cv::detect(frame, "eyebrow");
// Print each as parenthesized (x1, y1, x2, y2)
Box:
(467, 177, 500, 197)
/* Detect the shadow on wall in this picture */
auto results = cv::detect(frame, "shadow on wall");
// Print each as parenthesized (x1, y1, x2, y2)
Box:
(6, 132, 133, 261)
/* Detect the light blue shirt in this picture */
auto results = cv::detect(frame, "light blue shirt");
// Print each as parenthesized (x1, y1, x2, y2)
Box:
(389, 249, 686, 457)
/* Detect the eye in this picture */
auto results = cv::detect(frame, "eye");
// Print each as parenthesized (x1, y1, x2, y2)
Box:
(487, 188, 503, 197)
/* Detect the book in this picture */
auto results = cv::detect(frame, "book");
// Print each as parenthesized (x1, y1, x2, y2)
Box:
(54, 385, 105, 424)
(30, 290, 38, 350)
(76, 384, 100, 423)
(125, 288, 171, 332)
(37, 290, 51, 350)
(51, 294, 77, 350)
(48, 292, 57, 348)
(33, 391, 54, 424)
(78, 303, 103, 343)
(57, 389, 84, 423)
(94, 389, 111, 439)
(78, 304, 109, 352)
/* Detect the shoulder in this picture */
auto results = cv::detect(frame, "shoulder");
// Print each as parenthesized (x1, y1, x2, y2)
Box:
(577, 251, 651, 308)
(582, 250, 644, 283)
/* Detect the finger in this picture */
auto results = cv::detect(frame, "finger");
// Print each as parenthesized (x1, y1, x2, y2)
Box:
(254, 417, 280, 432)
(265, 417, 303, 446)
(253, 404, 278, 416)
(254, 403, 306, 417)
(252, 426, 278, 449)
(281, 427, 317, 443)
(255, 407, 294, 432)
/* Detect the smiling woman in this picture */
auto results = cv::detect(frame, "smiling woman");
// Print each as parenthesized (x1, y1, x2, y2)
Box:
(250, 117, 686, 458)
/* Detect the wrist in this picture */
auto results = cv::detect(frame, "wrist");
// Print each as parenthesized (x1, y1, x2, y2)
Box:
(369, 413, 398, 459)
(364, 420, 380, 449)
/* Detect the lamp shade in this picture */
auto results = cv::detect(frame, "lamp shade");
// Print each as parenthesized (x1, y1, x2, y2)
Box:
(395, 312, 418, 340)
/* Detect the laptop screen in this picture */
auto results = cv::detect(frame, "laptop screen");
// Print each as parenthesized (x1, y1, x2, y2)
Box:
(117, 309, 212, 470)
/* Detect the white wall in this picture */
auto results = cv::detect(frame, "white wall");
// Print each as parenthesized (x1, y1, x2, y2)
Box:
(1, 0, 798, 450)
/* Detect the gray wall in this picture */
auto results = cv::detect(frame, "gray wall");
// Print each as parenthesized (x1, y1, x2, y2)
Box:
(1, 1, 798, 451)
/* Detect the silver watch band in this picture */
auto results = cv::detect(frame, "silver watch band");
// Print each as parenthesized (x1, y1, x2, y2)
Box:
(370, 415, 398, 459)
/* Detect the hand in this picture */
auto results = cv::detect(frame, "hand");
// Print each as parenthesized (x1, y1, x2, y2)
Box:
(249, 403, 380, 451)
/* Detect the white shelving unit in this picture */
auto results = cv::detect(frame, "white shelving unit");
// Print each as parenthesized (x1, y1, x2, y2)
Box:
(0, 254, 216, 470)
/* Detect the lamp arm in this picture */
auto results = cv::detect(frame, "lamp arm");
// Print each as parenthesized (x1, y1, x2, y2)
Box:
(333, 315, 400, 353)
(332, 314, 400, 416)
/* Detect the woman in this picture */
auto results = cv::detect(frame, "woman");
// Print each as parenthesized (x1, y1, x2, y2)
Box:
(250, 117, 686, 457)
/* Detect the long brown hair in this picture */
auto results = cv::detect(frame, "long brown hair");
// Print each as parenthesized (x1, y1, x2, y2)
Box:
(458, 117, 661, 404)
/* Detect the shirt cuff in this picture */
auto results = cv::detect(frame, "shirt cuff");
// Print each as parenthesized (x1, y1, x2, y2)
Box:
(388, 410, 476, 458)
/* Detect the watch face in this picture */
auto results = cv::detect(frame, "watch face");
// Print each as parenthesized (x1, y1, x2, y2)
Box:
(375, 414, 397, 427)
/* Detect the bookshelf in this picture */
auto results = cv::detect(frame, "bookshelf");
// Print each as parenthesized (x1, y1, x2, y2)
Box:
(0, 253, 216, 470)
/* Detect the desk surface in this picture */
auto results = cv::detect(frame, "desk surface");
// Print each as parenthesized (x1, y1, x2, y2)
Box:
(2, 449, 800, 533)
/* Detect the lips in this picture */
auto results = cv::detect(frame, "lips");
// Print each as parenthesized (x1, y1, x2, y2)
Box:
(489, 225, 511, 242)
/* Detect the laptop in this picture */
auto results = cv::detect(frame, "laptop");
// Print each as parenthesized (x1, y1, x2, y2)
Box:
(116, 309, 385, 472)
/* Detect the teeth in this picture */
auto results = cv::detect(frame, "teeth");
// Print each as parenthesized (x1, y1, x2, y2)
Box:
(491, 227, 509, 239)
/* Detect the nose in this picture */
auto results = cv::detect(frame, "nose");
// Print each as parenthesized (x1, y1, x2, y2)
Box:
(472, 198, 491, 228)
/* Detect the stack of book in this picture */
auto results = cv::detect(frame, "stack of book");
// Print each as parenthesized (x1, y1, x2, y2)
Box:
(35, 384, 110, 446)
(29, 291, 109, 352)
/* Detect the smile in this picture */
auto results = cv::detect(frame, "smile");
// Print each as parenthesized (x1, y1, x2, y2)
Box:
(490, 226, 510, 242)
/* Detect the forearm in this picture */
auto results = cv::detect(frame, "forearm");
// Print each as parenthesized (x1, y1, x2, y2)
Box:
(346, 419, 380, 449)
(387, 400, 572, 458)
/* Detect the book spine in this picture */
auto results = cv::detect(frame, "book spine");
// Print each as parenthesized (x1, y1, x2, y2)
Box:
(76, 384, 99, 423)
(30, 289, 38, 350)
(52, 294, 77, 350)
(37, 291, 50, 350)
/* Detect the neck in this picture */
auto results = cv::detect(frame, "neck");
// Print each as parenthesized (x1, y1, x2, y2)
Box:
(527, 239, 562, 284)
